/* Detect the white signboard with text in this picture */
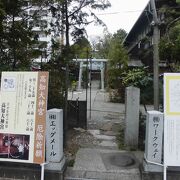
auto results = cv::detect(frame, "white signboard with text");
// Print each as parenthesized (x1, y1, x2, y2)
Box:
(164, 73, 180, 166)
(0, 71, 49, 164)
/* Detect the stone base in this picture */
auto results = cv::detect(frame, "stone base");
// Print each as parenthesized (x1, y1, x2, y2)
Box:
(0, 161, 66, 180)
(45, 155, 66, 171)
(143, 159, 163, 172)
(100, 89, 105, 92)
(141, 163, 180, 180)
(76, 89, 83, 92)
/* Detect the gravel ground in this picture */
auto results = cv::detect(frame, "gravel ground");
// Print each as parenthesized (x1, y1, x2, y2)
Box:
(64, 128, 101, 165)
(64, 119, 124, 166)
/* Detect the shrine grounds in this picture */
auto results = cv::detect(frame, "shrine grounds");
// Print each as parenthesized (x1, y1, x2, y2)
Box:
(65, 80, 154, 180)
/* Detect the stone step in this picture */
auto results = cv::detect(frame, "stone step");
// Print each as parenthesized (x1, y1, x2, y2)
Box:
(65, 167, 141, 180)
(67, 148, 142, 180)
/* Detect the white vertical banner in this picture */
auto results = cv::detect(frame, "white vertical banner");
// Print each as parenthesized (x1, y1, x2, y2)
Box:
(0, 71, 49, 164)
(164, 73, 180, 166)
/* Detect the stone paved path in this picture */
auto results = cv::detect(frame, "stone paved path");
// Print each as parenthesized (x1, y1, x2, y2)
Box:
(65, 81, 144, 180)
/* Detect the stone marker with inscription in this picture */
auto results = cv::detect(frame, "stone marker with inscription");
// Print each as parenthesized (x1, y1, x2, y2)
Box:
(143, 111, 163, 172)
(46, 109, 65, 171)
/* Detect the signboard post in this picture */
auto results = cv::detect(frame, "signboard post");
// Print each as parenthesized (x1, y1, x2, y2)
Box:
(0, 72, 49, 178)
(164, 73, 180, 180)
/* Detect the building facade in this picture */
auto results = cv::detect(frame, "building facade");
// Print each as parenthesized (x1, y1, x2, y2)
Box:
(123, 0, 179, 70)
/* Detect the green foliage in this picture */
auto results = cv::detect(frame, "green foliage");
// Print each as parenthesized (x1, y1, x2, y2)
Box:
(94, 34, 112, 58)
(90, 29, 128, 102)
(122, 68, 153, 104)
(92, 29, 128, 102)
(95, 29, 127, 59)
(107, 30, 128, 90)
(108, 29, 128, 67)
(71, 36, 91, 58)
(89, 29, 128, 102)
(0, 1, 5, 18)
(159, 2, 180, 24)
(159, 22, 180, 67)
(43, 63, 65, 109)
(108, 67, 123, 89)
(108, 42, 128, 68)
(112, 29, 127, 41)
(158, 2, 180, 69)
(122, 68, 151, 87)
(0, 0, 46, 71)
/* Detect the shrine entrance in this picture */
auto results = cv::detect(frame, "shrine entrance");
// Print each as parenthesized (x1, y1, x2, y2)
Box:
(73, 58, 108, 91)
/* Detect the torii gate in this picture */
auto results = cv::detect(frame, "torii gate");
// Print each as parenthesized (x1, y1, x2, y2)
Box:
(73, 58, 108, 90)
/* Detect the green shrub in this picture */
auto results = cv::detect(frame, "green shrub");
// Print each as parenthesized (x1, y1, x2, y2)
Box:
(122, 67, 153, 104)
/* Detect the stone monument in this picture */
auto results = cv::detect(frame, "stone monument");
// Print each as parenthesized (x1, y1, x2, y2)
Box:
(46, 109, 66, 171)
(125, 86, 140, 149)
(143, 111, 163, 172)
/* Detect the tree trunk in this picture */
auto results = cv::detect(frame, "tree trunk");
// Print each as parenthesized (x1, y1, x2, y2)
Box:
(12, 13, 17, 70)
(64, 0, 70, 146)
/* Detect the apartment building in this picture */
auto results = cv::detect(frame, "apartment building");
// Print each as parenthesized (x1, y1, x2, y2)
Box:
(27, 2, 61, 65)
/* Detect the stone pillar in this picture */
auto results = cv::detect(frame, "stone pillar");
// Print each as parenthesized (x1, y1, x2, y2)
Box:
(78, 61, 83, 90)
(100, 62, 104, 91)
(143, 111, 163, 172)
(46, 109, 65, 171)
(125, 86, 140, 148)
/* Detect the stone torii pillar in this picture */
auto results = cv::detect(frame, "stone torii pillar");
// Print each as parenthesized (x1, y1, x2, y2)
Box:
(78, 61, 83, 90)
(100, 62, 105, 90)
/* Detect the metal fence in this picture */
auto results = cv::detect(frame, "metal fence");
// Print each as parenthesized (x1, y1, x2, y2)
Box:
(67, 100, 87, 129)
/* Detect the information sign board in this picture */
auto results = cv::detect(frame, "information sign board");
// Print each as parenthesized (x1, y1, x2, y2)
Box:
(164, 73, 180, 166)
(0, 71, 49, 164)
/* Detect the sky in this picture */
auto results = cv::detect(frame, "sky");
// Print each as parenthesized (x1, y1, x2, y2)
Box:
(86, 0, 150, 41)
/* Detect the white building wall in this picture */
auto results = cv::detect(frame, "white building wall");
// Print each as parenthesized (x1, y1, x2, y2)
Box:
(27, 4, 60, 63)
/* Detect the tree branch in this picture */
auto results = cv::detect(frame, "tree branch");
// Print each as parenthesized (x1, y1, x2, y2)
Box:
(68, 0, 87, 18)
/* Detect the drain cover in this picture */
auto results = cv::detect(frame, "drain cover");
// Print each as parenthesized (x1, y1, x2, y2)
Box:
(101, 152, 138, 170)
(109, 154, 135, 167)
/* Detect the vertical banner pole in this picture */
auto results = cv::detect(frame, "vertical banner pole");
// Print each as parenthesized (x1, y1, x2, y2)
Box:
(163, 165, 167, 180)
(41, 163, 45, 180)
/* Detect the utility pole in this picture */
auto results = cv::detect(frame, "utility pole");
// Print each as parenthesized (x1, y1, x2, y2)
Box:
(150, 0, 160, 110)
